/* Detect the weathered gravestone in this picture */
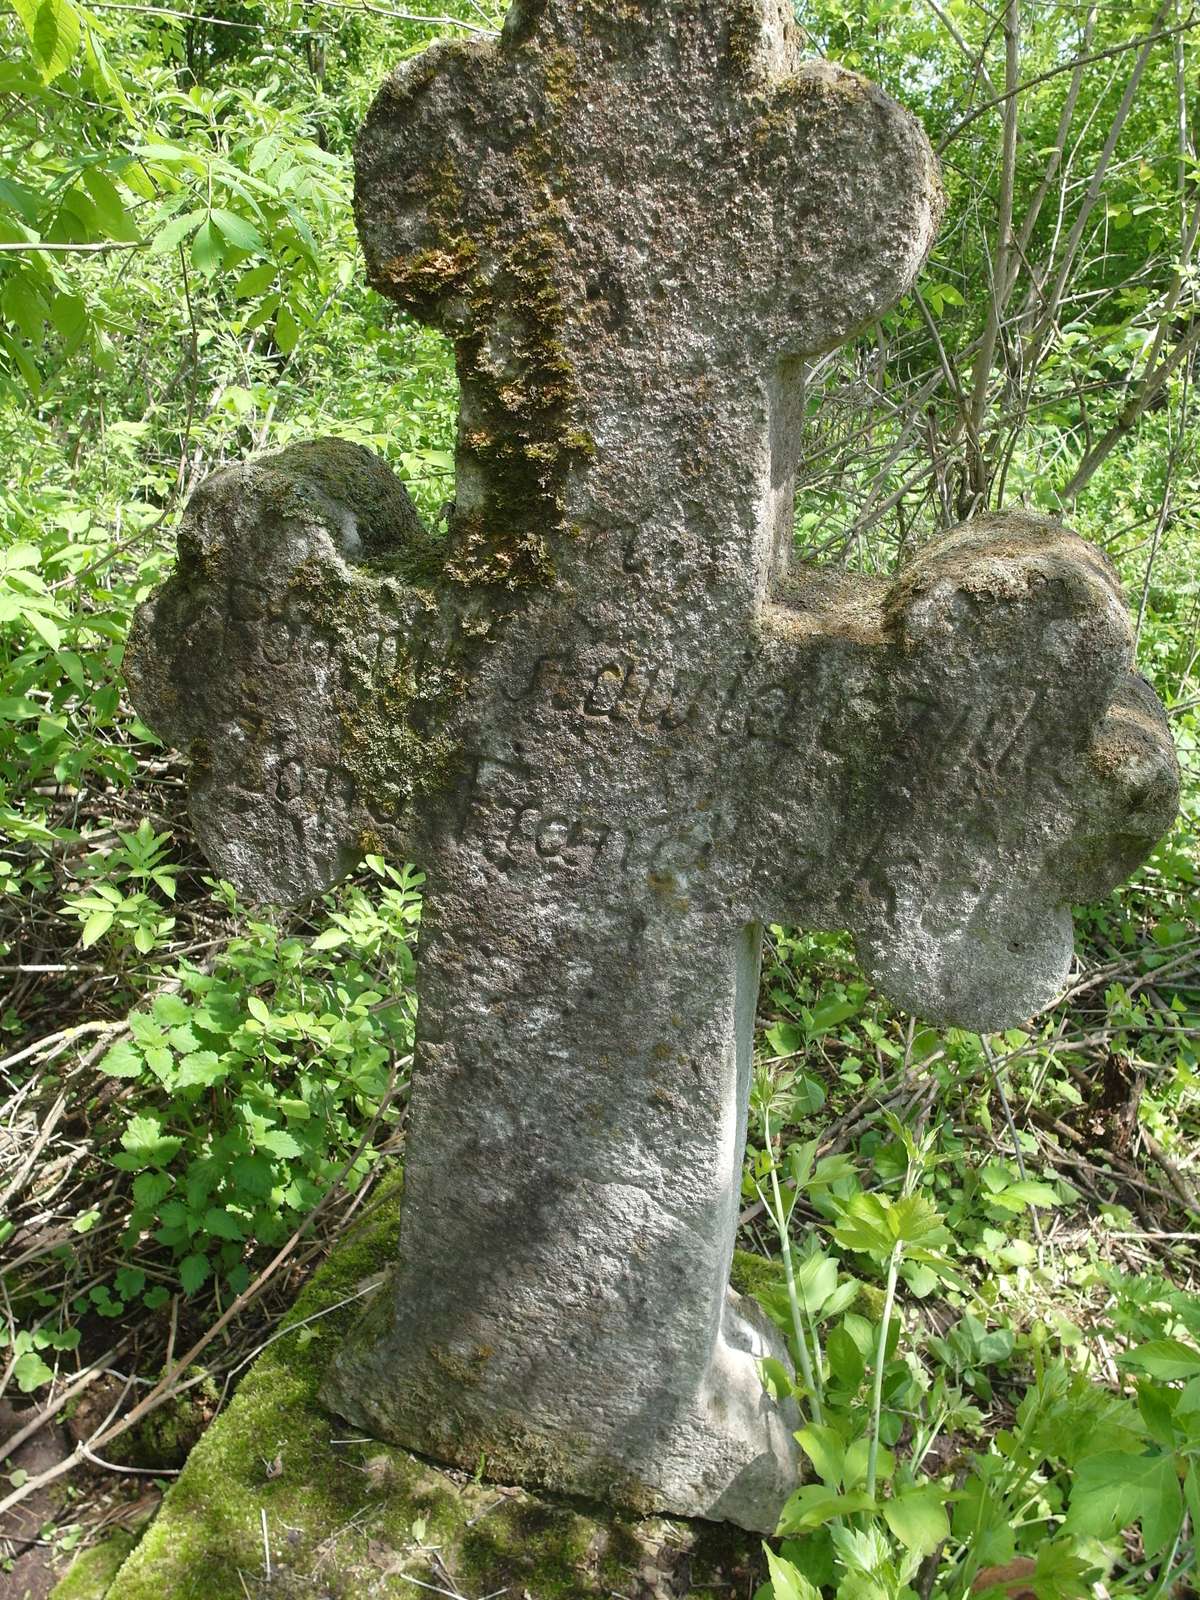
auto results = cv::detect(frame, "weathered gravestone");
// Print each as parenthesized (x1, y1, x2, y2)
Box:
(126, 0, 1180, 1535)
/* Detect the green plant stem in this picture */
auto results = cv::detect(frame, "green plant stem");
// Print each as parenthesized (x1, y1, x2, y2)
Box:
(765, 1105, 824, 1425)
(866, 1242, 902, 1500)
(1146, 1520, 1187, 1600)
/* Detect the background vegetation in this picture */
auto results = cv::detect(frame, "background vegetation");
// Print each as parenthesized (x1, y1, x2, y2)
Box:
(0, 0, 1197, 1595)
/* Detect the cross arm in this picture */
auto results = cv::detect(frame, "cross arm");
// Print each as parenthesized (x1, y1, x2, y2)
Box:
(748, 512, 1179, 1030)
(125, 439, 453, 902)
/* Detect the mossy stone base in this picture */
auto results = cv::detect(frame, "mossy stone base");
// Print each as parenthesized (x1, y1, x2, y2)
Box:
(50, 1532, 139, 1599)
(100, 1178, 765, 1599)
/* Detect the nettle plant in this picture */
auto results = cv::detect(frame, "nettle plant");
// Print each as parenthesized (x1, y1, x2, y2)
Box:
(747, 1079, 1200, 1599)
(82, 857, 421, 1305)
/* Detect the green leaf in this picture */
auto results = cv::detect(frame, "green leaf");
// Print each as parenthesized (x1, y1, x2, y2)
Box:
(1138, 1380, 1178, 1448)
(826, 1322, 866, 1388)
(26, 607, 61, 648)
(795, 1424, 845, 1488)
(776, 1485, 875, 1535)
(165, 1020, 199, 1053)
(793, 1252, 838, 1315)
(233, 261, 276, 299)
(274, 302, 299, 354)
(759, 1356, 793, 1402)
(900, 1261, 939, 1297)
(80, 908, 114, 946)
(149, 208, 206, 257)
(143, 1045, 175, 1082)
(210, 207, 264, 254)
(789, 1073, 825, 1115)
(1066, 1449, 1183, 1557)
(806, 998, 860, 1036)
(202, 1207, 244, 1241)
(98, 1039, 142, 1078)
(226, 1156, 271, 1202)
(81, 169, 139, 242)
(120, 1113, 183, 1168)
(175, 1050, 227, 1088)
(179, 1253, 211, 1295)
(132, 1171, 172, 1208)
(191, 218, 222, 274)
(985, 1180, 1060, 1212)
(115, 1267, 146, 1298)
(11, 0, 81, 82)
(831, 1193, 893, 1259)
(882, 1486, 950, 1556)
(13, 1350, 54, 1392)
(766, 1022, 804, 1057)
(762, 1546, 820, 1600)
(843, 1436, 892, 1490)
(259, 1128, 303, 1159)
(1124, 1339, 1200, 1381)
(888, 1193, 949, 1247)
(152, 993, 191, 1027)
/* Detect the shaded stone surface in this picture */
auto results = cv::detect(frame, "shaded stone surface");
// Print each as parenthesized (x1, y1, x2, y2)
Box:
(126, 0, 1179, 1535)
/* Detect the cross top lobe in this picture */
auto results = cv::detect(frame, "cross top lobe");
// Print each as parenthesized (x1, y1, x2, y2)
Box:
(356, 0, 941, 595)
(359, 0, 940, 368)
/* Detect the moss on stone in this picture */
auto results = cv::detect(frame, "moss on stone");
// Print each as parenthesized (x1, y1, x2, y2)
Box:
(103, 1173, 763, 1600)
(730, 1247, 786, 1300)
(726, 0, 763, 71)
(280, 553, 462, 826)
(541, 44, 580, 112)
(50, 1532, 139, 1600)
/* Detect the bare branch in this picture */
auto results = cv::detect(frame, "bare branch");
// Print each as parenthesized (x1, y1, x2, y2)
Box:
(937, 13, 1198, 152)
(966, 0, 1020, 503)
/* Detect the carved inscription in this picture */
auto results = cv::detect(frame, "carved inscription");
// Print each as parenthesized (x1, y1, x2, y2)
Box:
(455, 752, 740, 884)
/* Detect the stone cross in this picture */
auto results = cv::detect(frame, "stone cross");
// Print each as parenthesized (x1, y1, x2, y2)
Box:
(127, 0, 1179, 1533)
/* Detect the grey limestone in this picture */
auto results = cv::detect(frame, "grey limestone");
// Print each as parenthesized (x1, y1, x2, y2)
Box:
(126, 0, 1179, 1535)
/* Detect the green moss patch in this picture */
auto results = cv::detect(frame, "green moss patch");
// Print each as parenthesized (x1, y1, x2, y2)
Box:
(730, 1247, 786, 1303)
(50, 1531, 139, 1600)
(105, 1177, 762, 1599)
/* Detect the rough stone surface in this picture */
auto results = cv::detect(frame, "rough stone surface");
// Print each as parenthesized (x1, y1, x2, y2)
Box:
(126, 0, 1179, 1535)
(100, 1179, 766, 1600)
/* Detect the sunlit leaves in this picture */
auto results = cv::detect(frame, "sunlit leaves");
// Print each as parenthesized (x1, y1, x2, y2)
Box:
(11, 0, 81, 82)
(831, 1191, 950, 1260)
(880, 1485, 950, 1557)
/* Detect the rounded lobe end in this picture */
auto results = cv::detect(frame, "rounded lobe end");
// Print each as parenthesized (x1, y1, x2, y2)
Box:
(765, 60, 942, 356)
(884, 512, 1134, 733)
(856, 899, 1074, 1034)
(1062, 671, 1182, 902)
(126, 440, 429, 906)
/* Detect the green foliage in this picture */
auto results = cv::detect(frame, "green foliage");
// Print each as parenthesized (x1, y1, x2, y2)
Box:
(83, 861, 420, 1302)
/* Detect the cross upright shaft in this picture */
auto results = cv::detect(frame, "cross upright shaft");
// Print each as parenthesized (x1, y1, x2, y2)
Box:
(327, 0, 942, 1527)
(127, 0, 1179, 1533)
